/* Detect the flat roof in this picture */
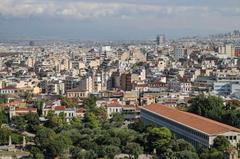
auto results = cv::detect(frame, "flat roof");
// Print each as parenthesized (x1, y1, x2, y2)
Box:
(141, 104, 240, 135)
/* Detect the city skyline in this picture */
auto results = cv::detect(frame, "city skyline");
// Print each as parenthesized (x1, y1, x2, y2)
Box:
(0, 0, 240, 40)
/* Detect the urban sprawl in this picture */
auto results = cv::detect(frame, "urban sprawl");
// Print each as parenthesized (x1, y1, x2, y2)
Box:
(0, 30, 240, 159)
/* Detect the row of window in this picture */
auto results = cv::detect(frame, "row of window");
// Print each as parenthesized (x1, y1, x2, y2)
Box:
(226, 136, 237, 141)
(67, 92, 86, 97)
(0, 90, 15, 94)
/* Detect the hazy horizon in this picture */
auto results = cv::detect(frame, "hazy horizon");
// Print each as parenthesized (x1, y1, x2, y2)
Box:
(0, 0, 239, 40)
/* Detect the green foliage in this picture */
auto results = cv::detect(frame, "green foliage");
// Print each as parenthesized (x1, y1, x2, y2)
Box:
(30, 146, 44, 159)
(175, 150, 199, 159)
(71, 147, 97, 159)
(34, 100, 44, 116)
(103, 145, 121, 159)
(83, 96, 97, 111)
(48, 133, 72, 158)
(95, 107, 108, 122)
(146, 127, 172, 154)
(11, 113, 40, 132)
(0, 128, 23, 145)
(0, 110, 8, 126)
(70, 117, 83, 129)
(45, 111, 66, 131)
(60, 96, 77, 108)
(110, 128, 139, 148)
(124, 142, 143, 159)
(25, 113, 40, 132)
(212, 136, 230, 151)
(84, 112, 100, 128)
(0, 96, 7, 104)
(110, 112, 124, 127)
(189, 95, 224, 121)
(11, 116, 27, 131)
(35, 126, 72, 158)
(189, 95, 240, 128)
(222, 111, 240, 128)
(128, 120, 145, 133)
(199, 148, 223, 159)
(199, 136, 231, 159)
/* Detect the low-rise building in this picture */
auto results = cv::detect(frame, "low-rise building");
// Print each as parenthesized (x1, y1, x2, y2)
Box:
(140, 104, 240, 147)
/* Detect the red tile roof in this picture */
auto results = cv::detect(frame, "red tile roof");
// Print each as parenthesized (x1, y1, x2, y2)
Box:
(54, 106, 65, 111)
(0, 86, 16, 90)
(15, 107, 37, 112)
(107, 100, 122, 107)
(142, 104, 240, 135)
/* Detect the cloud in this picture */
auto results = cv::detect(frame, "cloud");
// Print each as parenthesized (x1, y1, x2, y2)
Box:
(0, 0, 239, 20)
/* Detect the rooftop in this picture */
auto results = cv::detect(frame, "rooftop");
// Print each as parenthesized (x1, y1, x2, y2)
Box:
(142, 104, 240, 135)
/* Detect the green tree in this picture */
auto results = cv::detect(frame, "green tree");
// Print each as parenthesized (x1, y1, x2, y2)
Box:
(0, 128, 11, 145)
(11, 116, 27, 131)
(0, 128, 23, 145)
(45, 112, 65, 131)
(125, 142, 143, 159)
(84, 112, 100, 128)
(48, 134, 72, 158)
(110, 112, 124, 127)
(84, 96, 97, 112)
(188, 95, 224, 121)
(35, 126, 56, 149)
(0, 110, 8, 126)
(25, 113, 40, 132)
(70, 117, 83, 129)
(30, 146, 44, 159)
(95, 107, 108, 122)
(146, 127, 172, 154)
(71, 147, 97, 159)
(175, 150, 199, 159)
(60, 96, 77, 108)
(128, 120, 145, 133)
(212, 136, 230, 151)
(103, 145, 121, 159)
(34, 100, 44, 116)
(199, 148, 223, 159)
(110, 128, 138, 148)
(0, 95, 7, 104)
(222, 111, 240, 128)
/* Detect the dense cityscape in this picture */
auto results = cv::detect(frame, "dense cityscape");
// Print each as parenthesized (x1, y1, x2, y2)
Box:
(0, 30, 240, 159)
(1, 0, 240, 159)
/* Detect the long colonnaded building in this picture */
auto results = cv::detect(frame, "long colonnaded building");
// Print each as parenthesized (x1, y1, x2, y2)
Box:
(140, 104, 240, 147)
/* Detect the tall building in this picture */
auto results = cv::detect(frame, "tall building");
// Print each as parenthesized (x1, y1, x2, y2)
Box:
(225, 44, 235, 57)
(111, 71, 121, 90)
(235, 46, 240, 57)
(159, 34, 166, 46)
(156, 34, 166, 46)
(156, 35, 160, 46)
(120, 73, 132, 91)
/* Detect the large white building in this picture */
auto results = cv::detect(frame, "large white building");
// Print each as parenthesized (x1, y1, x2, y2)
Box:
(140, 104, 240, 147)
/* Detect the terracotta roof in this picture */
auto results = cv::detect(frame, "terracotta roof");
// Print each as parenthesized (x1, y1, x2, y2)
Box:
(15, 107, 37, 112)
(0, 86, 16, 90)
(107, 100, 122, 108)
(142, 104, 240, 135)
(54, 106, 65, 111)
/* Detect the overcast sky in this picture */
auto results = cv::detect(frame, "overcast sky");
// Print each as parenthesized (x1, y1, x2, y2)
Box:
(0, 0, 239, 40)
